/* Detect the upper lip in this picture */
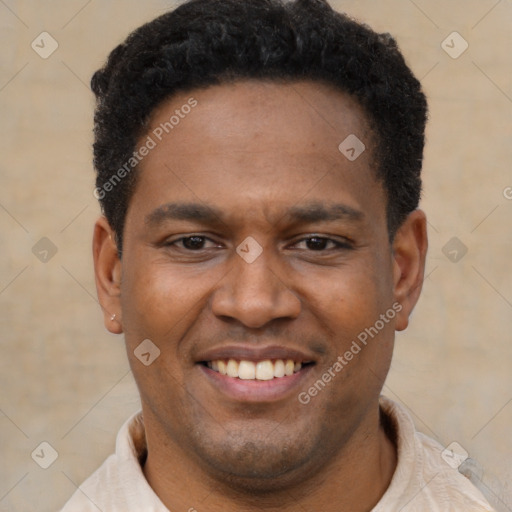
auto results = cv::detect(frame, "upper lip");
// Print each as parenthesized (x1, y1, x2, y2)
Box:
(195, 345, 317, 364)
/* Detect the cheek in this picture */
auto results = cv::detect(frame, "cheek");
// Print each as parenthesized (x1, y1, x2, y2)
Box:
(306, 265, 386, 326)
(120, 257, 212, 345)
(305, 258, 395, 366)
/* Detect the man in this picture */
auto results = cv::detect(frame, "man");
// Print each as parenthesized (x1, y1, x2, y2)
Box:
(61, 0, 495, 510)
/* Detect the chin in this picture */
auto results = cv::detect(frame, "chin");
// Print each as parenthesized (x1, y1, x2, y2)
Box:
(186, 422, 327, 493)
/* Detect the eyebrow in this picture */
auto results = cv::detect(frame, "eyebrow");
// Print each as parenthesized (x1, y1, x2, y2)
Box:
(145, 202, 225, 228)
(145, 201, 364, 229)
(285, 202, 364, 224)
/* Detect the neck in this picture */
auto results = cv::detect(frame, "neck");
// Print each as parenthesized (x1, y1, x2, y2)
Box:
(142, 406, 397, 512)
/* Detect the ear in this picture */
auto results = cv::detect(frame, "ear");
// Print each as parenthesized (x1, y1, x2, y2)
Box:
(92, 216, 123, 334)
(392, 209, 428, 331)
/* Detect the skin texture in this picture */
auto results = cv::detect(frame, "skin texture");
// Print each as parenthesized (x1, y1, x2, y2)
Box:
(93, 80, 427, 512)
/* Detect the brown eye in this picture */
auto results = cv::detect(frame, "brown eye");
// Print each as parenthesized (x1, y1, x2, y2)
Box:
(163, 234, 223, 253)
(305, 237, 329, 250)
(181, 236, 207, 250)
(291, 236, 353, 252)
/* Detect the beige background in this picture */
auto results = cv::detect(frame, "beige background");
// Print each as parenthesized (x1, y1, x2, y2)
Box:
(0, 0, 511, 511)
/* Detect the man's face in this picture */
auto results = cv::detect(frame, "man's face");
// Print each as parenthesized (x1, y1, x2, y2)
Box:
(112, 80, 405, 485)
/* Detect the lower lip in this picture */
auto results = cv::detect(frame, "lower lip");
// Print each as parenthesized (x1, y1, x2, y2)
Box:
(198, 364, 314, 403)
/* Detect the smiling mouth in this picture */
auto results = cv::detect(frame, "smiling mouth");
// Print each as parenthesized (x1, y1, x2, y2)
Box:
(202, 359, 314, 381)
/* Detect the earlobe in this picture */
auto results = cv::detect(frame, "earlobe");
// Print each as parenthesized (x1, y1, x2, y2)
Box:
(92, 216, 123, 334)
(392, 209, 428, 332)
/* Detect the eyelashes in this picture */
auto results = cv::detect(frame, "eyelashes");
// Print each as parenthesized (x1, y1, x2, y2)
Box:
(164, 234, 354, 253)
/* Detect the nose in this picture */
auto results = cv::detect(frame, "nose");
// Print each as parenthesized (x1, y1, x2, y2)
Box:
(211, 249, 301, 329)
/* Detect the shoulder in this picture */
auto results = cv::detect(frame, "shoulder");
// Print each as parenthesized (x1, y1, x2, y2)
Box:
(60, 453, 120, 511)
(375, 396, 495, 512)
(416, 431, 494, 511)
(59, 411, 168, 512)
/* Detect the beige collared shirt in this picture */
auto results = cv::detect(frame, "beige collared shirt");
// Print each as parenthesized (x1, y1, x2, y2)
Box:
(60, 396, 495, 511)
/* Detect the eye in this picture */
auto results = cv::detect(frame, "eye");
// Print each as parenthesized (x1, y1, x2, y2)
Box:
(169, 235, 219, 251)
(292, 236, 352, 251)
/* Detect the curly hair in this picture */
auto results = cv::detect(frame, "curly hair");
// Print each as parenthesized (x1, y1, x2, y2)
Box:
(91, 0, 428, 253)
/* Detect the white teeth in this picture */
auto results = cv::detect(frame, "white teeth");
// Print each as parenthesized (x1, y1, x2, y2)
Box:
(238, 360, 256, 380)
(207, 358, 305, 380)
(255, 360, 274, 380)
(274, 359, 285, 378)
(285, 359, 294, 376)
(226, 359, 239, 378)
(218, 360, 227, 375)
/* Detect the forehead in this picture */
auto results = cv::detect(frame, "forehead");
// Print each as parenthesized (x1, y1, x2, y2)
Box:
(129, 79, 384, 226)
(147, 79, 374, 160)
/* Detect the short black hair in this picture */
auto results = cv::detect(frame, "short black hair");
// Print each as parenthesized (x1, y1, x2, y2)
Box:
(91, 0, 428, 254)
